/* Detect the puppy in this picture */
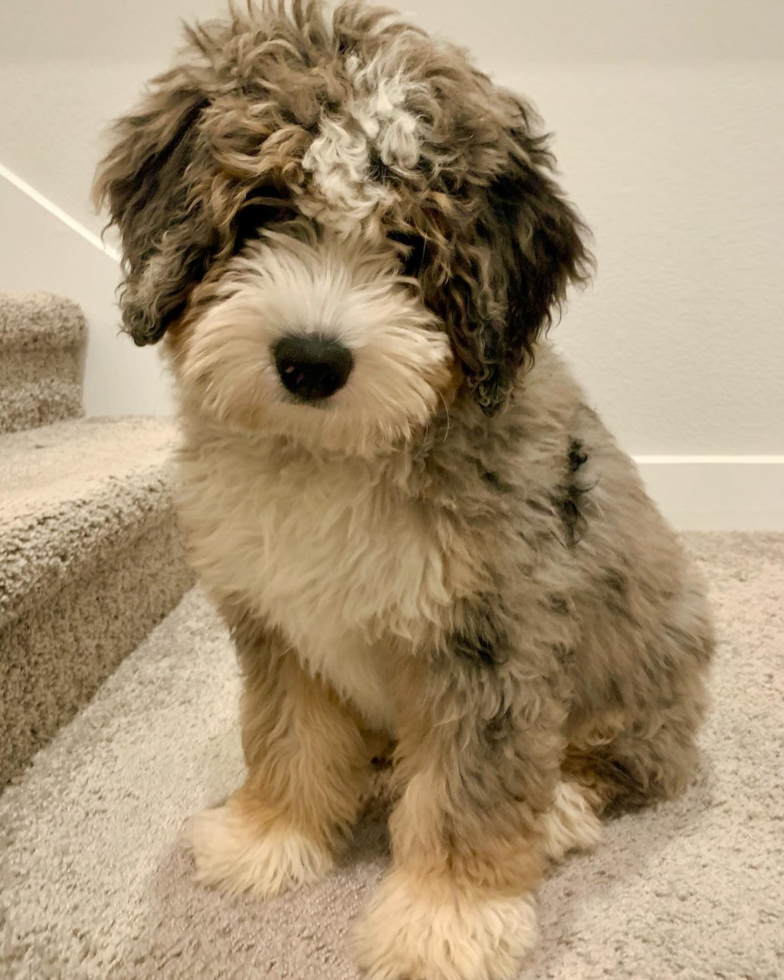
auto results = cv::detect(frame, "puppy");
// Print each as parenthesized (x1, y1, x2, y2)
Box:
(95, 3, 714, 977)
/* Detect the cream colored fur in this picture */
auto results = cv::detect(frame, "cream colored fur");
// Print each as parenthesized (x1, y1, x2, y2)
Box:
(187, 804, 334, 899)
(351, 870, 538, 980)
(174, 230, 453, 457)
(540, 781, 603, 862)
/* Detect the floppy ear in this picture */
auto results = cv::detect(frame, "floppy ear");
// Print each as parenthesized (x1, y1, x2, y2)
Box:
(444, 98, 592, 415)
(93, 69, 214, 345)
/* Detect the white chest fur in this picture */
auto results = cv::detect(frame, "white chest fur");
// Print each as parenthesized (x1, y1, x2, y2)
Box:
(177, 433, 450, 730)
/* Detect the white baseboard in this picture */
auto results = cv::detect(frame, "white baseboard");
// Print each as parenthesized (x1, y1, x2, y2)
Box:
(635, 457, 784, 531)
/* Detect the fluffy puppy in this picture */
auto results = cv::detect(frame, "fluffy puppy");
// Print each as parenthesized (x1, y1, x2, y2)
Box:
(95, 2, 714, 977)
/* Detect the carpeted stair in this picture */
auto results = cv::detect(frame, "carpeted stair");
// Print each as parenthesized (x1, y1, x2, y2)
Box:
(0, 292, 86, 435)
(1, 530, 782, 978)
(0, 291, 193, 787)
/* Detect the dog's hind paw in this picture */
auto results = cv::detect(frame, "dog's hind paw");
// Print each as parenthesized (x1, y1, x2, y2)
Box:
(185, 802, 333, 900)
(540, 780, 602, 863)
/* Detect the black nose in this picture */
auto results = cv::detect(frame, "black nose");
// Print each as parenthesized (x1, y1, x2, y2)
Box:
(273, 334, 354, 402)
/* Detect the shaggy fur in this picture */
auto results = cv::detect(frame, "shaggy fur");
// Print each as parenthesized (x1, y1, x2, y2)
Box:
(95, 3, 715, 978)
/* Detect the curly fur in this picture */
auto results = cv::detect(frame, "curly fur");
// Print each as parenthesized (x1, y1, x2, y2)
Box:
(95, 4, 714, 979)
(94, 0, 590, 413)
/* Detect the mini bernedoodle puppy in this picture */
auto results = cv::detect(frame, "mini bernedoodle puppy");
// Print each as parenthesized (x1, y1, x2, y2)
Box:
(96, 2, 715, 977)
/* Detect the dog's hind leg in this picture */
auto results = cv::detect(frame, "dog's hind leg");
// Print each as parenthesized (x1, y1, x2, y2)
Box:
(564, 572, 715, 816)
(563, 666, 710, 818)
(547, 654, 710, 863)
(564, 706, 705, 815)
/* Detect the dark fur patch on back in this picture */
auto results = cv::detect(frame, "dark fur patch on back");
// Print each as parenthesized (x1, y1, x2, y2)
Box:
(568, 438, 588, 472)
(469, 455, 515, 494)
(481, 468, 515, 494)
(554, 484, 587, 546)
(554, 438, 592, 546)
(449, 598, 509, 667)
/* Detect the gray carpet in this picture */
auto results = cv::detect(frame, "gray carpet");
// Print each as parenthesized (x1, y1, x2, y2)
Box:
(0, 416, 194, 786)
(0, 292, 85, 434)
(1, 533, 782, 979)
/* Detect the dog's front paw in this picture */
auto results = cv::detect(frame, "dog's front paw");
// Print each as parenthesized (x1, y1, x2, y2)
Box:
(186, 802, 333, 899)
(352, 870, 537, 980)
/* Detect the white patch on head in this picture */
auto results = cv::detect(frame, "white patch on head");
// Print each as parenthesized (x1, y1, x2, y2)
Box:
(300, 117, 395, 232)
(349, 56, 422, 170)
(177, 229, 452, 455)
(300, 55, 424, 232)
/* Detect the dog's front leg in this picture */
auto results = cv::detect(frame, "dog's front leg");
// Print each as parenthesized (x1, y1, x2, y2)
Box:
(353, 629, 566, 980)
(188, 620, 368, 899)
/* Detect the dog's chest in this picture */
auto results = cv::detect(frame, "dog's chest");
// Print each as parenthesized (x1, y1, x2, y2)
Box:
(181, 441, 450, 727)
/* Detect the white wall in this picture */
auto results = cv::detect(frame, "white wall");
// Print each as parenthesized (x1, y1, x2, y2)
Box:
(1, 2, 782, 460)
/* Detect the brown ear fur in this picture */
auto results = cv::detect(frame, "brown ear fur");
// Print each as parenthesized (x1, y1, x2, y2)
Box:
(93, 69, 213, 345)
(430, 98, 592, 415)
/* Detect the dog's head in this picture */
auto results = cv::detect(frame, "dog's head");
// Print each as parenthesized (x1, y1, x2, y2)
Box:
(95, 0, 590, 453)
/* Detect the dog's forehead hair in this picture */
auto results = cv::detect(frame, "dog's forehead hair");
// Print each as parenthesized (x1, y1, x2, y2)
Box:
(196, 3, 517, 239)
(296, 55, 422, 234)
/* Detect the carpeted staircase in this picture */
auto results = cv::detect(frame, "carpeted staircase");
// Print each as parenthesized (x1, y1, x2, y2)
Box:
(1, 294, 782, 979)
(0, 292, 85, 436)
(0, 291, 193, 787)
